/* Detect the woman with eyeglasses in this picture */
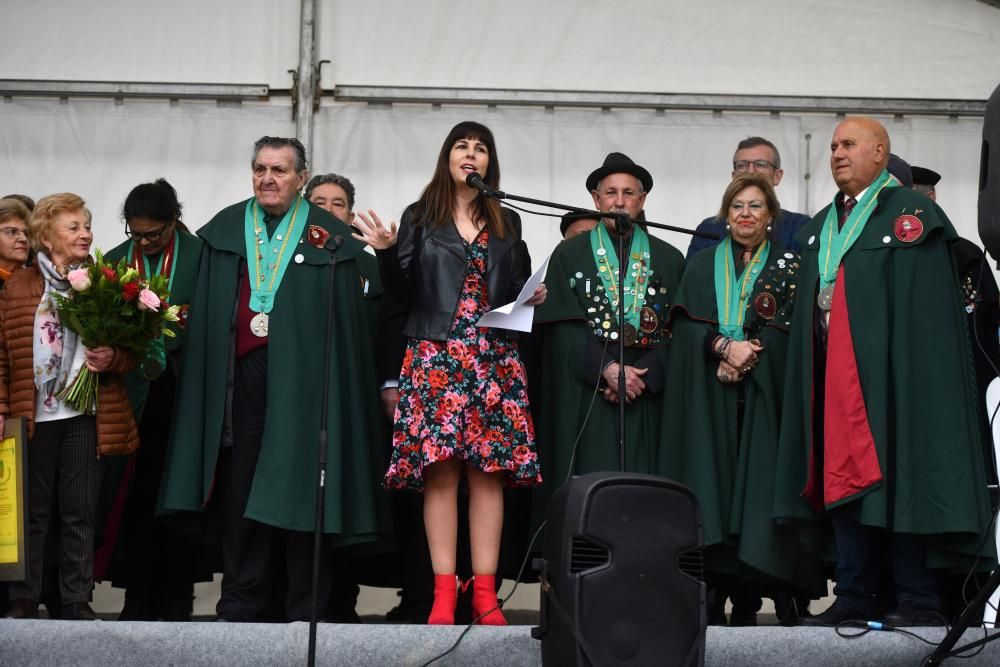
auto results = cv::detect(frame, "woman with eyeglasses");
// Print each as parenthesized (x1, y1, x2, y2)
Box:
(0, 198, 32, 288)
(1, 193, 140, 620)
(102, 179, 204, 621)
(659, 173, 823, 626)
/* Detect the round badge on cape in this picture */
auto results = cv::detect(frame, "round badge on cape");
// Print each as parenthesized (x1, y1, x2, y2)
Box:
(754, 292, 777, 320)
(639, 306, 658, 333)
(893, 215, 923, 243)
(307, 224, 330, 249)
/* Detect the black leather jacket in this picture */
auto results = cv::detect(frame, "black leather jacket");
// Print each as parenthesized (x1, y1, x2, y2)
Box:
(377, 204, 531, 341)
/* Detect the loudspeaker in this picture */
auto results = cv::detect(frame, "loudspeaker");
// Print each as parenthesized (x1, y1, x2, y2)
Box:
(532, 472, 705, 666)
(979, 82, 1000, 265)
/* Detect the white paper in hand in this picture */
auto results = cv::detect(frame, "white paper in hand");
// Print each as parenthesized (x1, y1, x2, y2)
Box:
(476, 254, 551, 332)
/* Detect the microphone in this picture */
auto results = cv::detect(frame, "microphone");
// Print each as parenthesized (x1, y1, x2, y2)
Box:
(466, 172, 492, 195)
(325, 234, 344, 251)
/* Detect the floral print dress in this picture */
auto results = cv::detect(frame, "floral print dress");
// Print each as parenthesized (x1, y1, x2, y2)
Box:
(384, 229, 542, 491)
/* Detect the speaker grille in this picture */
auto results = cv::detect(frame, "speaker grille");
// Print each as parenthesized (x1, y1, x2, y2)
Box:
(570, 536, 610, 573)
(677, 545, 704, 582)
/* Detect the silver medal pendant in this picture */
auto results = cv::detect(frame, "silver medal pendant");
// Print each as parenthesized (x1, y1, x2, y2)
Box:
(250, 312, 270, 337)
(817, 285, 835, 311)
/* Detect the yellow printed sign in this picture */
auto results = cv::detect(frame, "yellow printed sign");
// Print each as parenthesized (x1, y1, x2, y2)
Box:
(0, 435, 18, 564)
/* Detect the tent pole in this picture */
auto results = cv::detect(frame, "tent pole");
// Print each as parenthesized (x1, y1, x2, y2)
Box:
(295, 0, 317, 159)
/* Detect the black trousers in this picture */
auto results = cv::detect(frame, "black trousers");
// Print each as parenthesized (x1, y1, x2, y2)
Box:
(215, 347, 332, 621)
(121, 365, 197, 619)
(10, 415, 100, 605)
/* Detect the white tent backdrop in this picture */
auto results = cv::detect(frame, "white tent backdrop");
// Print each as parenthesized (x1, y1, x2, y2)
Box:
(0, 98, 987, 266)
(4, 0, 999, 98)
(0, 0, 996, 263)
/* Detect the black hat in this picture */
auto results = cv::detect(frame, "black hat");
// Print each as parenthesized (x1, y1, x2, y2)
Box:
(559, 212, 600, 237)
(886, 153, 913, 188)
(586, 152, 653, 193)
(910, 166, 941, 187)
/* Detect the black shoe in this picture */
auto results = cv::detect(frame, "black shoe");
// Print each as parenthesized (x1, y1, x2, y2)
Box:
(5, 599, 39, 619)
(728, 609, 757, 627)
(774, 591, 812, 627)
(62, 602, 100, 621)
(327, 609, 362, 624)
(705, 589, 727, 626)
(882, 601, 945, 627)
(385, 599, 433, 624)
(799, 600, 877, 627)
(118, 600, 153, 622)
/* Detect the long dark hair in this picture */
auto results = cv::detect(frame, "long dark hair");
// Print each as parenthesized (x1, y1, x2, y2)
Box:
(122, 178, 189, 233)
(412, 121, 506, 239)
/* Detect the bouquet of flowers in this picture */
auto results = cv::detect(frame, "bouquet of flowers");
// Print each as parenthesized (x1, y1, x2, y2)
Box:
(53, 250, 181, 412)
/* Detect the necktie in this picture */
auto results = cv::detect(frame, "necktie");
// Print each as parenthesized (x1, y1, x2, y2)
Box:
(839, 196, 857, 228)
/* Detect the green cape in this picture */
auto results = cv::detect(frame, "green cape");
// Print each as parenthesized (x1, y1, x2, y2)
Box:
(774, 187, 995, 570)
(659, 244, 824, 592)
(160, 199, 389, 544)
(533, 230, 684, 514)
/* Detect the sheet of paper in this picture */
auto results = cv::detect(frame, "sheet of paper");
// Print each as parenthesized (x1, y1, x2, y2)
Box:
(476, 253, 551, 332)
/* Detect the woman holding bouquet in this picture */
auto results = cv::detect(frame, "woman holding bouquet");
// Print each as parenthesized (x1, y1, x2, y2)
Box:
(352, 121, 545, 625)
(0, 193, 139, 620)
(103, 179, 203, 621)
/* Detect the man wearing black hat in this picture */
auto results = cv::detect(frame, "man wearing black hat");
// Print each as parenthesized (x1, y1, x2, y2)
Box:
(686, 137, 811, 258)
(533, 152, 684, 496)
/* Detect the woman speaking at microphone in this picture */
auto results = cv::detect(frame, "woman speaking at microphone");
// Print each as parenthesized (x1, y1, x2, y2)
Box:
(353, 121, 545, 625)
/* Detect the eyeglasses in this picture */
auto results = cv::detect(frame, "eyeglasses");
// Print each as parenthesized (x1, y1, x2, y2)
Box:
(730, 201, 766, 215)
(125, 224, 169, 242)
(0, 226, 28, 239)
(733, 159, 777, 173)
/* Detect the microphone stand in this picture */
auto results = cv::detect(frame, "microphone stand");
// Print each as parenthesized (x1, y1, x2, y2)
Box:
(308, 234, 343, 667)
(471, 177, 716, 471)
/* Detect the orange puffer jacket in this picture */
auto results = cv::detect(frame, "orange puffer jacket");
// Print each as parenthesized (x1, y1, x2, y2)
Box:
(0, 265, 140, 455)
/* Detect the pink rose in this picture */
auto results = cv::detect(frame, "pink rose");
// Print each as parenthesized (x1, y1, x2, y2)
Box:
(67, 268, 91, 292)
(137, 288, 161, 311)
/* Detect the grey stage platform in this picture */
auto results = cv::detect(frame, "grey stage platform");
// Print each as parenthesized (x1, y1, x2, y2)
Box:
(2, 620, 1000, 666)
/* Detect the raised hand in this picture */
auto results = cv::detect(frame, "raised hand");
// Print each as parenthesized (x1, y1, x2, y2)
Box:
(351, 209, 398, 250)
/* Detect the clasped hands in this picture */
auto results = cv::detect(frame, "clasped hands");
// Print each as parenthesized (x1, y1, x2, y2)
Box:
(716, 339, 763, 384)
(601, 362, 648, 404)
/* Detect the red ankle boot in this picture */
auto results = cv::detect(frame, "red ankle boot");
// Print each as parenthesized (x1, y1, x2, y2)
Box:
(471, 575, 507, 625)
(427, 575, 458, 625)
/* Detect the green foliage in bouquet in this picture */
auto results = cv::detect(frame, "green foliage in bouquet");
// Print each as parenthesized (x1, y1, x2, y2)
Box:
(52, 250, 181, 412)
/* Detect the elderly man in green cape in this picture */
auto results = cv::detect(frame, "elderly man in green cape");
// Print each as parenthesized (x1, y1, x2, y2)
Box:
(160, 137, 388, 622)
(534, 153, 684, 505)
(775, 118, 994, 627)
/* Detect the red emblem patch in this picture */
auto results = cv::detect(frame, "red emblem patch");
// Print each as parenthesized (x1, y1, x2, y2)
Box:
(177, 304, 191, 331)
(893, 215, 923, 243)
(754, 292, 777, 320)
(307, 224, 331, 249)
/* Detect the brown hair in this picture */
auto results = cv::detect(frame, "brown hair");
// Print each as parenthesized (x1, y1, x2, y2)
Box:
(718, 173, 781, 223)
(30, 193, 92, 253)
(412, 121, 506, 239)
(2, 193, 35, 211)
(0, 197, 31, 227)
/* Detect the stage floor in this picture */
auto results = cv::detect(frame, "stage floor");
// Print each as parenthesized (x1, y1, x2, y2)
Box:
(2, 618, 998, 666)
